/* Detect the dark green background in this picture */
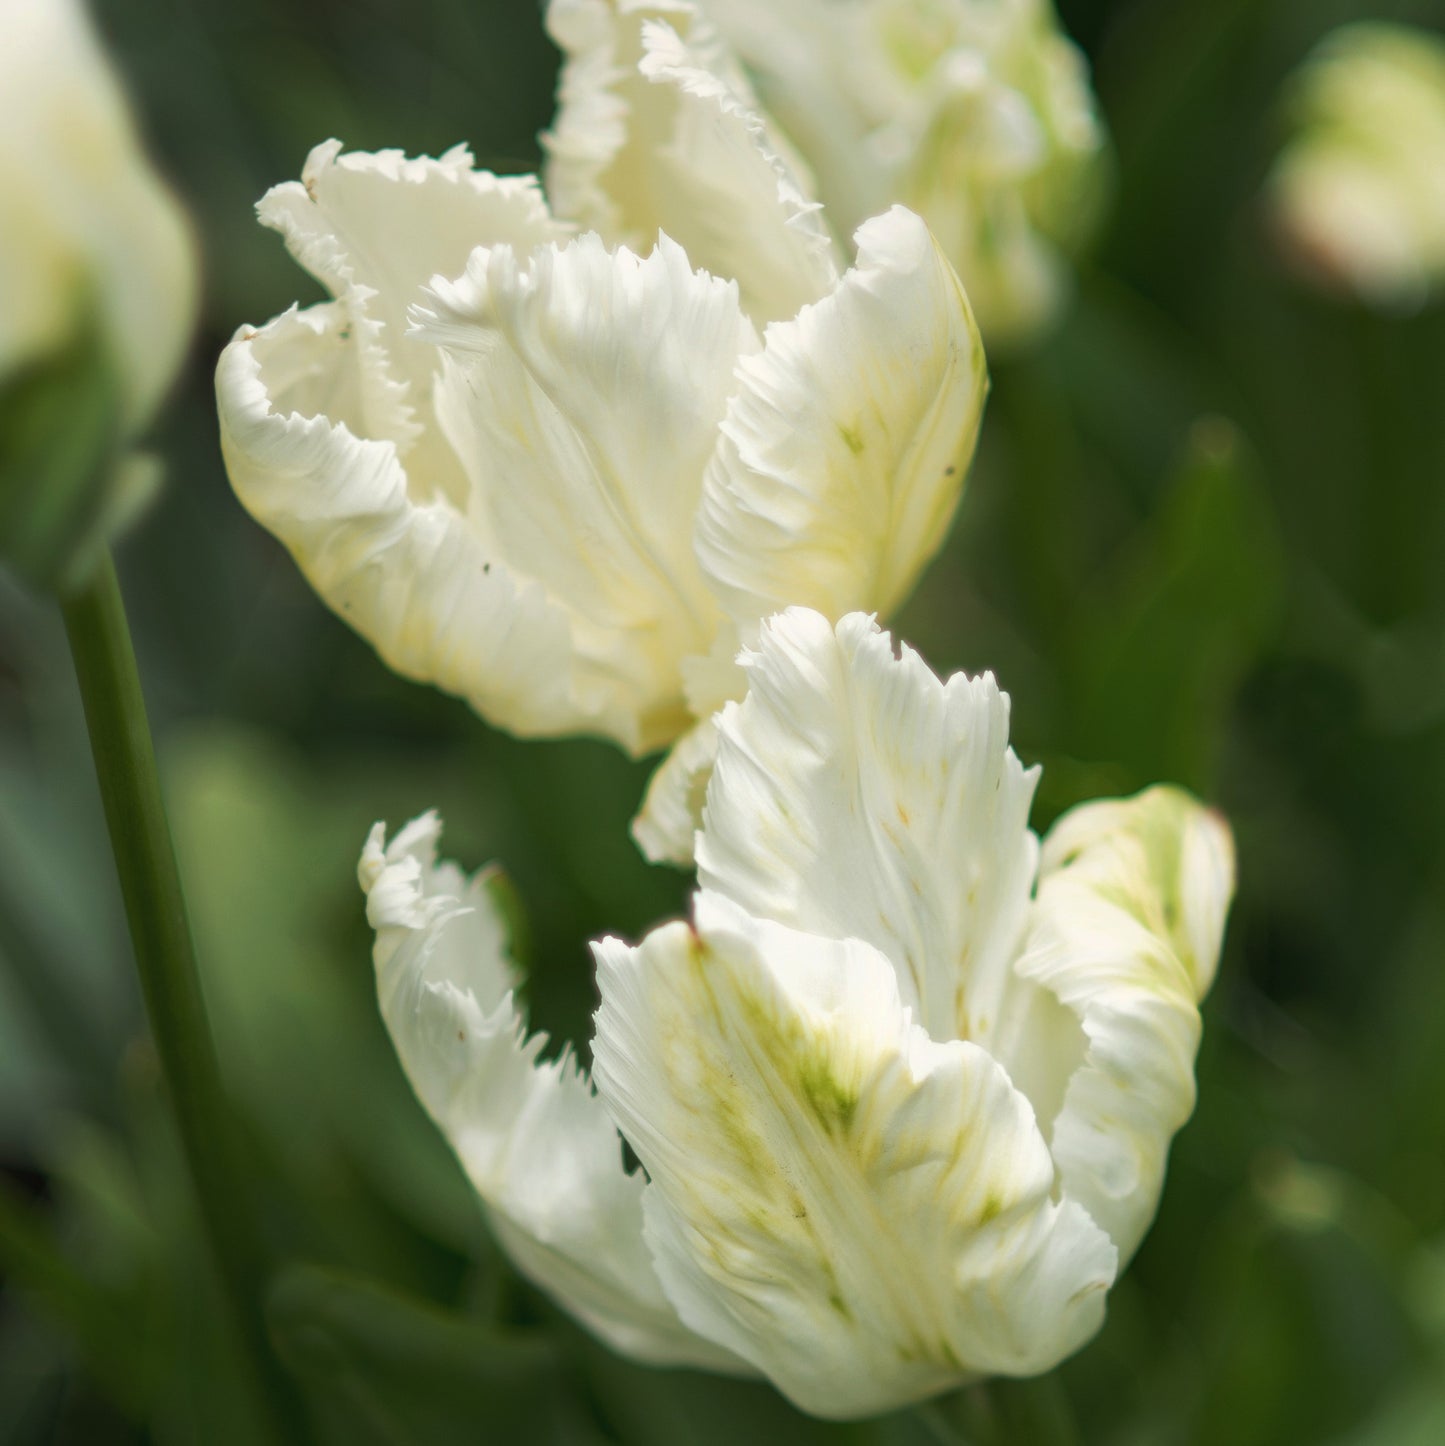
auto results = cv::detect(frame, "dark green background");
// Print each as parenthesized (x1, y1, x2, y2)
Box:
(2, 0, 1444, 1441)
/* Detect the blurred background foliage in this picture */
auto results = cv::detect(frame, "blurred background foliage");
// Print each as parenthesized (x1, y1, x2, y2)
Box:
(1, 0, 1444, 1441)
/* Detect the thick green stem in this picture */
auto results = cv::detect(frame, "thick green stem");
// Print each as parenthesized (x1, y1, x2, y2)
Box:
(61, 552, 297, 1438)
(916, 1377, 1081, 1446)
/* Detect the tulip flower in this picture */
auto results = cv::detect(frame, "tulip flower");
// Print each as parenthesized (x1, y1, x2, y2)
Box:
(547, 0, 1106, 345)
(363, 608, 1234, 1418)
(1, 0, 195, 588)
(1266, 22, 1445, 311)
(216, 128, 985, 844)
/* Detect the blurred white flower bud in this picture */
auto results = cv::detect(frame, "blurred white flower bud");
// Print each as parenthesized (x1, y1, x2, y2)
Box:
(0, 0, 196, 588)
(1267, 22, 1445, 311)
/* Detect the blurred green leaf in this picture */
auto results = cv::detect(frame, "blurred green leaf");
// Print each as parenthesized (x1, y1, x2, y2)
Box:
(267, 1263, 595, 1445)
(1187, 1159, 1418, 1446)
(165, 723, 483, 1272)
(1047, 416, 1283, 802)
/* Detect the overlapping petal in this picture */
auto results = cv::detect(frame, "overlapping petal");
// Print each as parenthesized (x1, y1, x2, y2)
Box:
(216, 302, 577, 737)
(633, 212, 986, 858)
(697, 609, 1036, 1043)
(413, 231, 749, 752)
(359, 814, 738, 1369)
(1016, 788, 1235, 1261)
(695, 206, 986, 644)
(255, 141, 566, 502)
(591, 891, 1115, 1417)
(707, 0, 1107, 344)
(543, 0, 839, 322)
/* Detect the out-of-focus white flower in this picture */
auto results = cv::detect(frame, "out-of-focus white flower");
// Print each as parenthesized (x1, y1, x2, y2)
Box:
(363, 608, 1234, 1418)
(0, 0, 194, 429)
(216, 135, 984, 768)
(1266, 22, 1445, 311)
(0, 0, 196, 589)
(555, 0, 1106, 344)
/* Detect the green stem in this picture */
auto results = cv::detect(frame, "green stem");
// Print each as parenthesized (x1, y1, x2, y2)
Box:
(913, 1397, 984, 1446)
(912, 1403, 958, 1446)
(61, 552, 298, 1438)
(944, 1377, 1081, 1446)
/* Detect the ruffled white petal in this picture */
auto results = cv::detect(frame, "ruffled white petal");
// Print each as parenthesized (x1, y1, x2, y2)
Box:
(413, 232, 748, 754)
(543, 0, 840, 321)
(631, 715, 718, 866)
(695, 208, 986, 631)
(216, 302, 579, 737)
(696, 609, 1038, 1046)
(709, 0, 1107, 344)
(256, 141, 564, 500)
(591, 891, 1116, 1417)
(1015, 788, 1235, 1262)
(361, 814, 738, 1370)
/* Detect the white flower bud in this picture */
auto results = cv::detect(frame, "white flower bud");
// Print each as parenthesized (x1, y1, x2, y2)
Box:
(0, 0, 196, 588)
(1267, 22, 1445, 310)
(0, 0, 195, 429)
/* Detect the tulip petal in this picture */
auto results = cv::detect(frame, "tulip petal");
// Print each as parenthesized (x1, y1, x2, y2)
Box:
(1015, 788, 1235, 1262)
(360, 814, 739, 1370)
(216, 302, 579, 738)
(592, 891, 1116, 1417)
(697, 609, 1038, 1045)
(413, 232, 747, 753)
(543, 1, 839, 321)
(695, 207, 986, 630)
(631, 715, 717, 866)
(257, 141, 564, 499)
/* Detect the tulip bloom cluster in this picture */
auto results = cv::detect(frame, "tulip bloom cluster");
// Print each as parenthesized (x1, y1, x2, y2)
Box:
(363, 611, 1233, 1417)
(214, 0, 1233, 1420)
(216, 4, 989, 861)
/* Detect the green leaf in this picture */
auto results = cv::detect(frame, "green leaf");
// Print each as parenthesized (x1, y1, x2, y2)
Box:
(1048, 416, 1284, 803)
(267, 1264, 595, 1446)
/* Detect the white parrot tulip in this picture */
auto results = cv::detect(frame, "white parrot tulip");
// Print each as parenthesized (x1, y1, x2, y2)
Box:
(363, 608, 1234, 1418)
(216, 132, 984, 771)
(583, 0, 1109, 345)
